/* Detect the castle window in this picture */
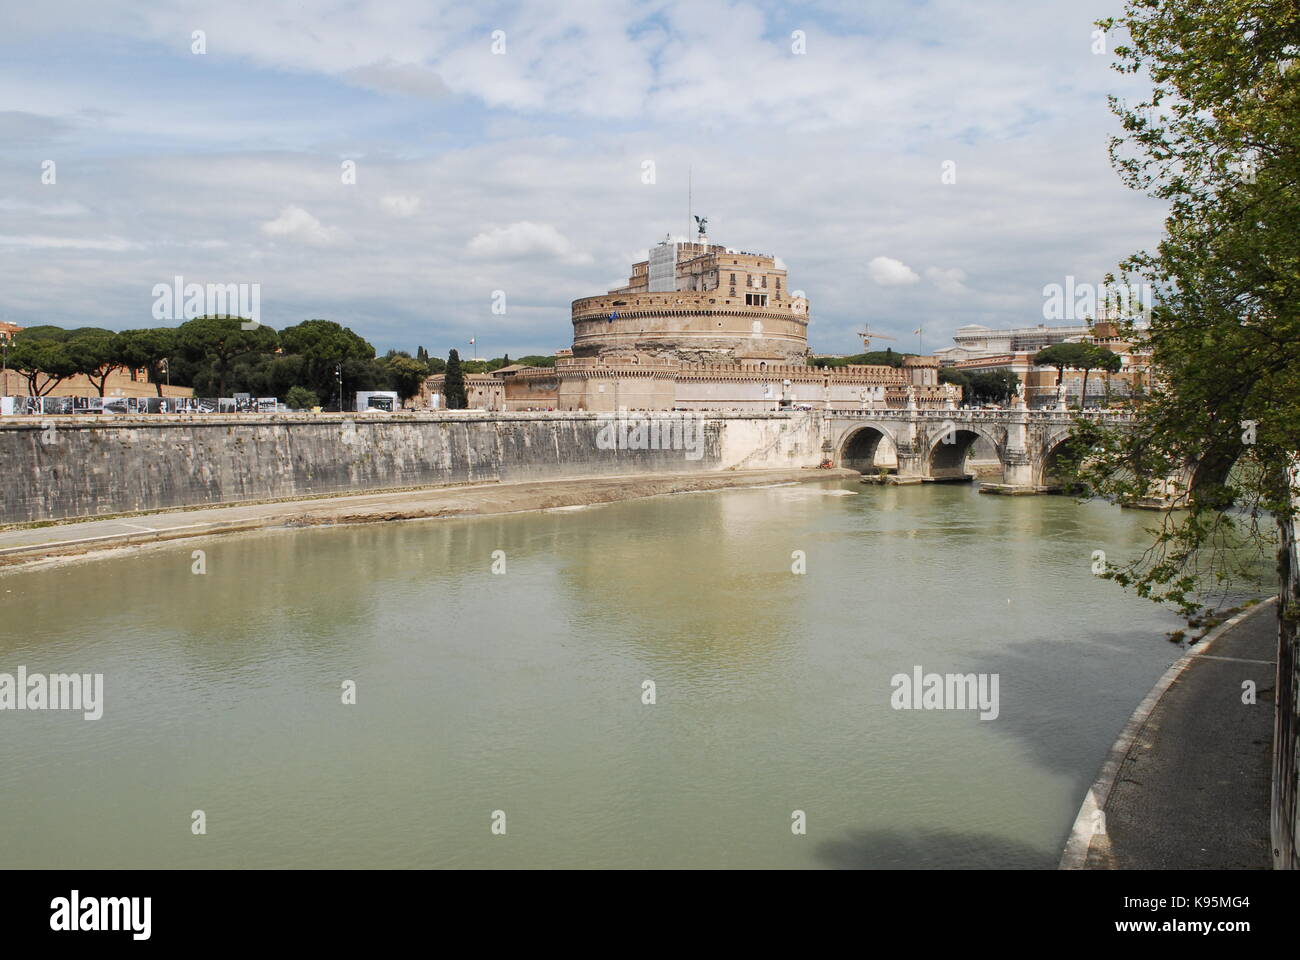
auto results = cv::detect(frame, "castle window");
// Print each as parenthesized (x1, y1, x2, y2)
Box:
(730, 273, 735, 284)
(761, 275, 767, 288)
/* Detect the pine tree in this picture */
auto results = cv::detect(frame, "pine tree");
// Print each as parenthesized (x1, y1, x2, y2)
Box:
(444, 349, 467, 410)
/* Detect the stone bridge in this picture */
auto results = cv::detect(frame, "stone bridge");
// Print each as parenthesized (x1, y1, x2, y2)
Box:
(823, 406, 1135, 495)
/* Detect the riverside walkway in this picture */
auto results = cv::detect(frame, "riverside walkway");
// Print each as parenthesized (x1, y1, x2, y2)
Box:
(1061, 600, 1277, 869)
(0, 467, 855, 569)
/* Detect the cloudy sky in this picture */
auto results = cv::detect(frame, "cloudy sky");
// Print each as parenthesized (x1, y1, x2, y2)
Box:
(0, 0, 1166, 358)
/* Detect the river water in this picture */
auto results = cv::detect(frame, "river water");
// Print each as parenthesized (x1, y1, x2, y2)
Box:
(0, 479, 1266, 868)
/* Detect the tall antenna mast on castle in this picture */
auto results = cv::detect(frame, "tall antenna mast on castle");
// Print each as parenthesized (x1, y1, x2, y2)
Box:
(687, 165, 692, 248)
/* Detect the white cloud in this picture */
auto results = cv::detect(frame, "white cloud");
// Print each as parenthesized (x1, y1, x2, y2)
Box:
(344, 59, 448, 100)
(8, 0, 1140, 137)
(925, 266, 969, 295)
(868, 256, 920, 287)
(468, 221, 591, 264)
(380, 194, 421, 218)
(0, 234, 139, 251)
(259, 206, 342, 246)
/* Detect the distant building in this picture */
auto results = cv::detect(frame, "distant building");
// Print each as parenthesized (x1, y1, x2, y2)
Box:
(423, 372, 507, 411)
(933, 323, 1091, 366)
(943, 321, 1152, 408)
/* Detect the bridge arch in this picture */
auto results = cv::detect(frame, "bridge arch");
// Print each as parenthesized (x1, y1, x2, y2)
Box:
(926, 424, 1004, 481)
(838, 424, 898, 473)
(1038, 427, 1079, 488)
(1184, 449, 1249, 507)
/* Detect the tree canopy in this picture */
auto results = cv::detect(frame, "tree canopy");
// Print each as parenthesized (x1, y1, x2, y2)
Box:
(175, 316, 280, 397)
(1067, 0, 1300, 615)
(113, 328, 176, 397)
(6, 338, 76, 396)
(942, 367, 1021, 405)
(1032, 342, 1093, 377)
(3, 317, 440, 406)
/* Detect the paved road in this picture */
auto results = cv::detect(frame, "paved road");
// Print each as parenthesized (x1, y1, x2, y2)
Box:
(1084, 602, 1277, 869)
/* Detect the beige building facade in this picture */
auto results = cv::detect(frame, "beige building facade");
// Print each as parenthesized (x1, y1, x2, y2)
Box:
(423, 372, 506, 411)
(485, 353, 954, 414)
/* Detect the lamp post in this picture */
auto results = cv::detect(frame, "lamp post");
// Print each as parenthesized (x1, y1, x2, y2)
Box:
(335, 363, 343, 412)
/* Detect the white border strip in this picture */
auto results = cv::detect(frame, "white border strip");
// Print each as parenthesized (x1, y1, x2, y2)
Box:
(1058, 597, 1278, 869)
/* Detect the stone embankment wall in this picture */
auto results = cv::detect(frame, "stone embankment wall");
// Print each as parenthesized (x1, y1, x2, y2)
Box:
(0, 411, 824, 525)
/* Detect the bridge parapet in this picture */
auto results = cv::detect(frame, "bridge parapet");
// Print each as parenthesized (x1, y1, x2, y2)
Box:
(824, 407, 1132, 423)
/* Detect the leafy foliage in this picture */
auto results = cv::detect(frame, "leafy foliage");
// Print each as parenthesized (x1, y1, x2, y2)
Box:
(5, 316, 443, 408)
(383, 354, 430, 403)
(114, 328, 176, 397)
(1065, 0, 1300, 616)
(942, 367, 1021, 405)
(284, 385, 320, 410)
(175, 316, 280, 397)
(810, 348, 915, 368)
(63, 331, 118, 396)
(7, 337, 76, 395)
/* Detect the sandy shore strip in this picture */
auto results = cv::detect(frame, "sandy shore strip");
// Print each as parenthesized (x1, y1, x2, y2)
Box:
(0, 467, 858, 571)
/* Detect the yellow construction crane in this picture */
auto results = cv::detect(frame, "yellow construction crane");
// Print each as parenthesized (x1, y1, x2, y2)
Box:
(856, 326, 898, 352)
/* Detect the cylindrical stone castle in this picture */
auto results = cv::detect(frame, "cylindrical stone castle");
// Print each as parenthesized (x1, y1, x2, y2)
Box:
(571, 236, 810, 365)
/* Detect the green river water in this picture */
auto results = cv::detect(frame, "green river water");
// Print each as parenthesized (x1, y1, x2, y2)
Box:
(0, 479, 1264, 868)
